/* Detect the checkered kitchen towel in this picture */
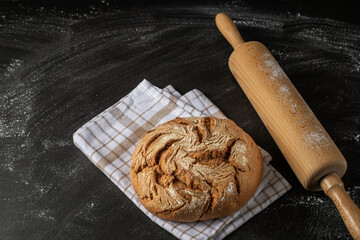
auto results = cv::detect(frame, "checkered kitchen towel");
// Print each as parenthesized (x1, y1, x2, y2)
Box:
(73, 79, 291, 240)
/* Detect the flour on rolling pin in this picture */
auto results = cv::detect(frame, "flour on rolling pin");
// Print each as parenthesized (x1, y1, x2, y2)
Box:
(217, 14, 359, 238)
(262, 52, 287, 81)
(259, 50, 331, 150)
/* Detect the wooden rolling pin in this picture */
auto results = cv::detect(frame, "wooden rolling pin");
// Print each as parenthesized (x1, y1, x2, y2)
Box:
(215, 13, 360, 239)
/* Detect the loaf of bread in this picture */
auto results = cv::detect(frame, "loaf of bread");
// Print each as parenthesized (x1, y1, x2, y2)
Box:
(130, 117, 263, 222)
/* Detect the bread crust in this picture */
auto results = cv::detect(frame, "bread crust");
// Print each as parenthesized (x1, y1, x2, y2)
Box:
(130, 117, 263, 222)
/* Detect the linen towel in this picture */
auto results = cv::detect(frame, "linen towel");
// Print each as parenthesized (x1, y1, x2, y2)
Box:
(73, 79, 291, 240)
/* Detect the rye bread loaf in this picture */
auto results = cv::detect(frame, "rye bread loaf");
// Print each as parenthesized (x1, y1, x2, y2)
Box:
(130, 117, 263, 222)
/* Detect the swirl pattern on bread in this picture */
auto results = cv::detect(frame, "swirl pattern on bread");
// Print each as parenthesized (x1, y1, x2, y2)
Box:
(130, 117, 263, 222)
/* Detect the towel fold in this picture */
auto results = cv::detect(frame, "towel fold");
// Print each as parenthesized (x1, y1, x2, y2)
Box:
(73, 79, 291, 240)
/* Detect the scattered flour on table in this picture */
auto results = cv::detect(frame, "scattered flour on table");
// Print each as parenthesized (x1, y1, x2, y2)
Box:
(279, 195, 326, 208)
(33, 209, 55, 222)
(354, 134, 360, 141)
(346, 186, 360, 199)
(298, 195, 324, 204)
(3, 159, 15, 172)
(41, 139, 72, 150)
(4, 59, 23, 77)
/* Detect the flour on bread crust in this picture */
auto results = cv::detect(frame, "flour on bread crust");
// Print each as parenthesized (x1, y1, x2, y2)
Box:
(130, 117, 263, 222)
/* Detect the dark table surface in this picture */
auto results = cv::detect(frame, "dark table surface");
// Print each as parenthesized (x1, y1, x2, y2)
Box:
(1, 1, 359, 239)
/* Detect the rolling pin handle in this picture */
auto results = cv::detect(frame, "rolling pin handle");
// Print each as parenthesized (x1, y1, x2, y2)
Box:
(321, 173, 360, 239)
(215, 13, 245, 49)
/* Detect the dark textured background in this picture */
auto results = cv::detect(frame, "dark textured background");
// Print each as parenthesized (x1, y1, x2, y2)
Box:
(1, 1, 359, 239)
